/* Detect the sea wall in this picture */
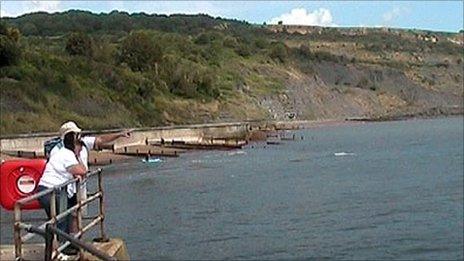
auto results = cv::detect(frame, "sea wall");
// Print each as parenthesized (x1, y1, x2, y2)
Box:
(0, 122, 252, 153)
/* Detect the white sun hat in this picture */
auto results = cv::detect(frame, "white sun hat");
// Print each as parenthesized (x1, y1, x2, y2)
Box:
(59, 121, 82, 139)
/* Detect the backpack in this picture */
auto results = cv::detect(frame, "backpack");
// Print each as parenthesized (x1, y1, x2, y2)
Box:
(44, 137, 89, 159)
(44, 137, 63, 159)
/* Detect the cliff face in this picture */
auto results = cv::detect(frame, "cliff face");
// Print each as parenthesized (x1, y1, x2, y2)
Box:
(256, 56, 463, 121)
(0, 12, 462, 134)
(234, 25, 463, 121)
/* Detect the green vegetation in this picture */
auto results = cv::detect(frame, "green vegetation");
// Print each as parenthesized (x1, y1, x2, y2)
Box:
(65, 32, 93, 57)
(0, 12, 286, 134)
(0, 23, 21, 67)
(0, 11, 462, 134)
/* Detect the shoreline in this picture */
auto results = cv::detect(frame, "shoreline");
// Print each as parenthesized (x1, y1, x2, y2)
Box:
(1, 114, 462, 164)
(346, 107, 463, 122)
(347, 113, 464, 122)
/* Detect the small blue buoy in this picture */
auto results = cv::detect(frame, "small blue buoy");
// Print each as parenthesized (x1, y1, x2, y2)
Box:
(142, 157, 163, 163)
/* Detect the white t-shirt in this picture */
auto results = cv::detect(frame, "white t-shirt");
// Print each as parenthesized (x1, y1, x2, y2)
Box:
(38, 136, 95, 197)
(78, 136, 95, 170)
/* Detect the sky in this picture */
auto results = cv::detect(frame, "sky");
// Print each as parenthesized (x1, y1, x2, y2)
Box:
(0, 1, 463, 32)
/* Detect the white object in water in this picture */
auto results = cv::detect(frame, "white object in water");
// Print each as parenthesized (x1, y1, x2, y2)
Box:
(142, 157, 163, 163)
(334, 152, 356, 156)
(228, 151, 246, 156)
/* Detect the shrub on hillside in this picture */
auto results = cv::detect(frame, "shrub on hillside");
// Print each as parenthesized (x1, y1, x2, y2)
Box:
(298, 44, 311, 57)
(6, 28, 21, 43)
(194, 32, 222, 45)
(0, 23, 7, 35)
(0, 35, 21, 67)
(269, 42, 288, 63)
(93, 38, 116, 64)
(171, 64, 197, 97)
(0, 23, 22, 67)
(119, 31, 162, 72)
(65, 32, 93, 57)
(223, 36, 238, 49)
(363, 43, 382, 53)
(311, 50, 340, 63)
(168, 61, 219, 98)
(254, 37, 269, 49)
(135, 79, 157, 100)
(234, 43, 252, 57)
(195, 69, 220, 98)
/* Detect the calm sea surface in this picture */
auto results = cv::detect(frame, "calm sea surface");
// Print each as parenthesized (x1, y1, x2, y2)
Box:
(1, 117, 463, 260)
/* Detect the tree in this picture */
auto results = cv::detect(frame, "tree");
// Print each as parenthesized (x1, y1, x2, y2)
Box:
(119, 31, 162, 72)
(0, 22, 21, 42)
(65, 32, 93, 57)
(0, 36, 21, 67)
(0, 23, 21, 67)
(7, 28, 21, 42)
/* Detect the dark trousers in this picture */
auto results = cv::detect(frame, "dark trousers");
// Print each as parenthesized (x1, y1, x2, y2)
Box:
(37, 185, 76, 236)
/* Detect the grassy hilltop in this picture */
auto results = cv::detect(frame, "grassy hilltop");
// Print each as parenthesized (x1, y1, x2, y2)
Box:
(0, 11, 462, 135)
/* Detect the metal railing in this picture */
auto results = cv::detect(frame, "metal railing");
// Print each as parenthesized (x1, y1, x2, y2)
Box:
(13, 168, 114, 260)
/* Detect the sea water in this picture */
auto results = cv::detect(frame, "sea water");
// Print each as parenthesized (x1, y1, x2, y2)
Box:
(1, 117, 463, 259)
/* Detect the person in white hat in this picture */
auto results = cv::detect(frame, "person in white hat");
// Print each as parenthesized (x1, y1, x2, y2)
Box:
(37, 123, 88, 254)
(59, 121, 131, 209)
(59, 121, 131, 225)
(37, 121, 131, 254)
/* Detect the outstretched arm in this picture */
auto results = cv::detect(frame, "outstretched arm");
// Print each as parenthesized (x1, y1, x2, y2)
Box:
(94, 130, 132, 150)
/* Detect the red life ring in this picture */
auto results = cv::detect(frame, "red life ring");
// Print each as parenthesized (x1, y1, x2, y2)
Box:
(0, 159, 46, 210)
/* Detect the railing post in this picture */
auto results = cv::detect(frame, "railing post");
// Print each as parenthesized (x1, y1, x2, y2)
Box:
(44, 224, 53, 261)
(98, 170, 108, 241)
(76, 178, 84, 260)
(14, 203, 22, 261)
(50, 189, 57, 251)
(76, 178, 83, 237)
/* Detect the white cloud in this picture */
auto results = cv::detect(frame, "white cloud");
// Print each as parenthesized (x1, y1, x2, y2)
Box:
(0, 0, 12, 17)
(36, 1, 59, 10)
(269, 8, 336, 26)
(1, 8, 12, 17)
(27, 1, 61, 13)
(382, 6, 409, 25)
(383, 7, 400, 23)
(1, 1, 61, 17)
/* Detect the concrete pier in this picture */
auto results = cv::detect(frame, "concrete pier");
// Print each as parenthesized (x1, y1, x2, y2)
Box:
(0, 238, 129, 260)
